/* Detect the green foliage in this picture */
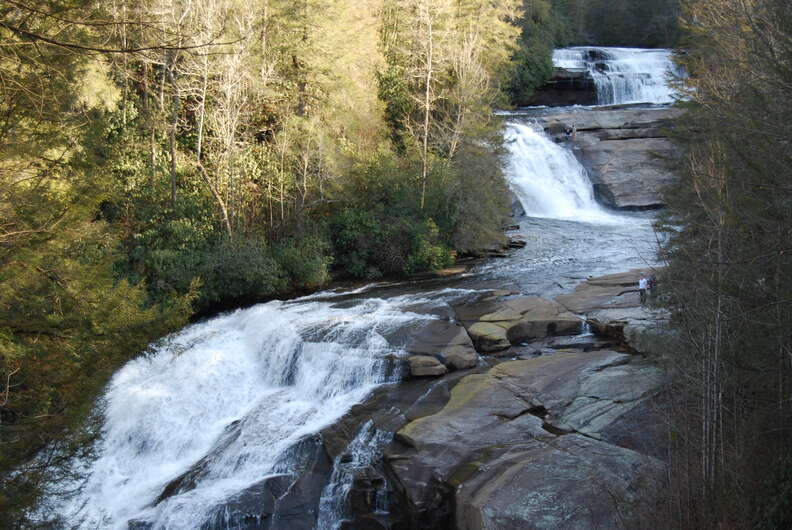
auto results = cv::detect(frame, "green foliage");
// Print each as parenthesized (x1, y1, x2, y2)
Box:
(656, 0, 792, 526)
(0, 224, 193, 523)
(326, 152, 459, 279)
(376, 65, 414, 152)
(507, 0, 573, 105)
(564, 0, 680, 48)
(274, 234, 333, 289)
(404, 219, 454, 274)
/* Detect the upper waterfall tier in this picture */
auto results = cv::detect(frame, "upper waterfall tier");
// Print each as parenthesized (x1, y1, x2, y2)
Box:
(552, 47, 679, 106)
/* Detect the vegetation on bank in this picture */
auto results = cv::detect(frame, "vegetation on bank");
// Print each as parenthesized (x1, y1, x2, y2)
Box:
(656, 0, 792, 527)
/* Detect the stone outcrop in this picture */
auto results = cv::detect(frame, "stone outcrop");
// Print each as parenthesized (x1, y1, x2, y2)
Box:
(455, 434, 663, 530)
(408, 355, 448, 377)
(555, 268, 678, 359)
(538, 106, 683, 209)
(522, 68, 598, 107)
(555, 268, 652, 313)
(388, 351, 667, 529)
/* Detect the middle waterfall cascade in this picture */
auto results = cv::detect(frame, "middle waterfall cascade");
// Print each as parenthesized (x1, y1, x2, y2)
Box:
(504, 122, 617, 224)
(553, 46, 679, 105)
(47, 293, 450, 529)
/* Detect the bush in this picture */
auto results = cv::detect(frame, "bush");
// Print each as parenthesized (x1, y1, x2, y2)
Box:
(197, 237, 289, 306)
(274, 234, 332, 289)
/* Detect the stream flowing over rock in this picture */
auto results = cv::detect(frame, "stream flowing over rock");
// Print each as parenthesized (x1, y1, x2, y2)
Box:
(40, 45, 681, 530)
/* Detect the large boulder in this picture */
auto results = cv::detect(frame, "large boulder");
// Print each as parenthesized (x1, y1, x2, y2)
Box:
(455, 435, 665, 530)
(408, 355, 448, 377)
(588, 306, 675, 358)
(466, 322, 511, 352)
(405, 320, 479, 371)
(503, 297, 581, 342)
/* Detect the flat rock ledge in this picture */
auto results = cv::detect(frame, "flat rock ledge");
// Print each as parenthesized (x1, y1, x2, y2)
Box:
(554, 268, 678, 358)
(401, 294, 586, 378)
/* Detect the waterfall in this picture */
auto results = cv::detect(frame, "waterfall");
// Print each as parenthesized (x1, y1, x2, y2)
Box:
(43, 294, 439, 529)
(504, 122, 617, 224)
(316, 421, 393, 530)
(553, 47, 679, 105)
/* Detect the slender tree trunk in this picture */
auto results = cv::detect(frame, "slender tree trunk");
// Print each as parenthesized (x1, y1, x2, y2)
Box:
(197, 164, 233, 238)
(167, 56, 179, 207)
(196, 54, 209, 161)
(420, 0, 434, 210)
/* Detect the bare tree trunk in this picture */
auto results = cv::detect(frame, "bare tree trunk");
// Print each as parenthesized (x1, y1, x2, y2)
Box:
(197, 164, 233, 238)
(196, 55, 209, 162)
(420, 0, 434, 210)
(167, 54, 179, 207)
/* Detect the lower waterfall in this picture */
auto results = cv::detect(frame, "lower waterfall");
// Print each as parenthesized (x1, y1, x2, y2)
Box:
(44, 294, 439, 529)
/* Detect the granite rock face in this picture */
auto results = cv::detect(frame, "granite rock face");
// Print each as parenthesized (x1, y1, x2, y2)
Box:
(387, 351, 667, 529)
(455, 434, 664, 530)
(522, 68, 598, 107)
(538, 106, 683, 209)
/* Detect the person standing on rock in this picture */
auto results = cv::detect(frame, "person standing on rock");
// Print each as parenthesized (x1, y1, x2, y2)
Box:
(639, 276, 648, 304)
(649, 274, 658, 299)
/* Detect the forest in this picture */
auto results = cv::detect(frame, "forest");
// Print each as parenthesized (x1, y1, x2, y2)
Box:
(4, 0, 790, 528)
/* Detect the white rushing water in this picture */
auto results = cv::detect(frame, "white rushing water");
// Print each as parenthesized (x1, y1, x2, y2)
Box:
(504, 122, 619, 224)
(553, 46, 679, 105)
(316, 421, 392, 530)
(46, 295, 440, 529)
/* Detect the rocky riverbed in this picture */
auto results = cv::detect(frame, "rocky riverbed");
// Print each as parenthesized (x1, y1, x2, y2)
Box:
(164, 267, 674, 530)
(331, 269, 673, 530)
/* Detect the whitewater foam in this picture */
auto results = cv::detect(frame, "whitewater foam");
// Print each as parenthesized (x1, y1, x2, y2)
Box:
(553, 47, 680, 105)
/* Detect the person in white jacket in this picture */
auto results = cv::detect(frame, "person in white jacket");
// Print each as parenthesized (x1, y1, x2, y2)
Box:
(639, 276, 648, 304)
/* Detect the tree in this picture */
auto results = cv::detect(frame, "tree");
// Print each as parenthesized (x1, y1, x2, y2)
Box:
(657, 0, 792, 526)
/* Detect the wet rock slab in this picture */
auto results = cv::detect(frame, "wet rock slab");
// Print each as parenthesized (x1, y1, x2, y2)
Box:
(554, 269, 677, 358)
(555, 268, 653, 313)
(455, 434, 664, 530)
